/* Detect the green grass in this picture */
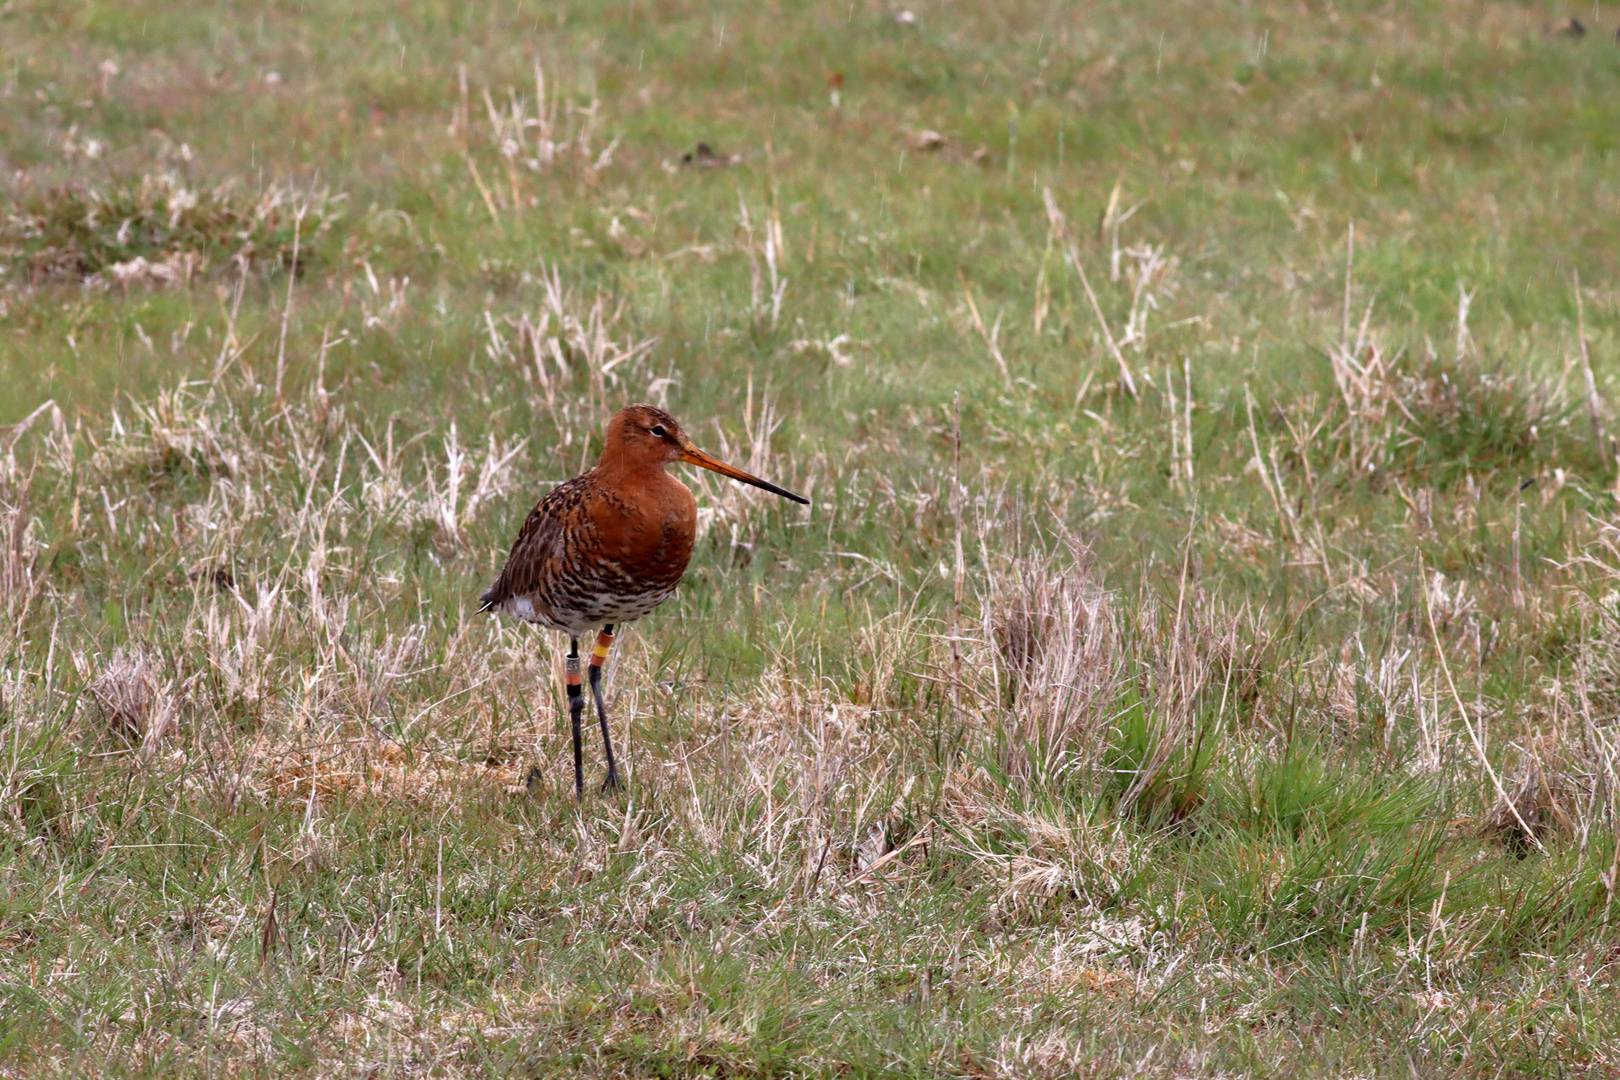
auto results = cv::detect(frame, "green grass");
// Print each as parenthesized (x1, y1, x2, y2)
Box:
(5, 0, 1620, 1075)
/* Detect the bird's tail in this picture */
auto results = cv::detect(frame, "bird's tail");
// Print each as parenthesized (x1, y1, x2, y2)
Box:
(476, 586, 500, 613)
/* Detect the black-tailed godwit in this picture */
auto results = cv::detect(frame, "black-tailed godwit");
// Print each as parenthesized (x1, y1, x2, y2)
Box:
(480, 404, 808, 796)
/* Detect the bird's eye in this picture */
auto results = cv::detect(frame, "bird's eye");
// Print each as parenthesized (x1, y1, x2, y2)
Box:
(651, 424, 667, 438)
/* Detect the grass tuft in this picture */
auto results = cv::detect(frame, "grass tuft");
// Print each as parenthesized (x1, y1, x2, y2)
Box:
(2, 175, 340, 288)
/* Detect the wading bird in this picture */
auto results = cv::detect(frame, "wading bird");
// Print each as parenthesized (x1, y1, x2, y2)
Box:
(479, 404, 809, 796)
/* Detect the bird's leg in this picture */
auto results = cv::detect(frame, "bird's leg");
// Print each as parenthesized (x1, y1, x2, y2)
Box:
(566, 637, 585, 798)
(590, 625, 621, 791)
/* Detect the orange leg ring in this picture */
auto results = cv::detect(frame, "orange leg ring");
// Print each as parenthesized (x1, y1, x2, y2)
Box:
(590, 629, 615, 669)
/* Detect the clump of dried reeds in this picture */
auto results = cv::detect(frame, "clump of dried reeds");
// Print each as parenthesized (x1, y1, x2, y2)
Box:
(480, 263, 660, 427)
(88, 647, 178, 760)
(0, 404, 59, 628)
(1324, 234, 1563, 488)
(980, 538, 1119, 785)
(1480, 758, 1578, 855)
(972, 513, 1279, 821)
(454, 60, 620, 225)
(0, 472, 38, 625)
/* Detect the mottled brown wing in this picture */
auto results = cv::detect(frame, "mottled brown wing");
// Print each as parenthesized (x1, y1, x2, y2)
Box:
(477, 473, 595, 611)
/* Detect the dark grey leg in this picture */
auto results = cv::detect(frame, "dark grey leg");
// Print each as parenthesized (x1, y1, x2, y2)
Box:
(590, 625, 621, 791)
(566, 637, 584, 798)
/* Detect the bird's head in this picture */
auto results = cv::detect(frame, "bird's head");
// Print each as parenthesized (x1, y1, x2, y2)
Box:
(602, 404, 809, 505)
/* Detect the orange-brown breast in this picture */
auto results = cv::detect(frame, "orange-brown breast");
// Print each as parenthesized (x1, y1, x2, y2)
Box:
(591, 464, 698, 584)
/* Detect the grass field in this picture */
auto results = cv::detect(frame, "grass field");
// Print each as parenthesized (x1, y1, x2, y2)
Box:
(4, 1, 1620, 1075)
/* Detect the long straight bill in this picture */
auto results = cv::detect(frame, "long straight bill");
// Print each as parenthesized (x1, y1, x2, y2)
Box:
(680, 445, 810, 505)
